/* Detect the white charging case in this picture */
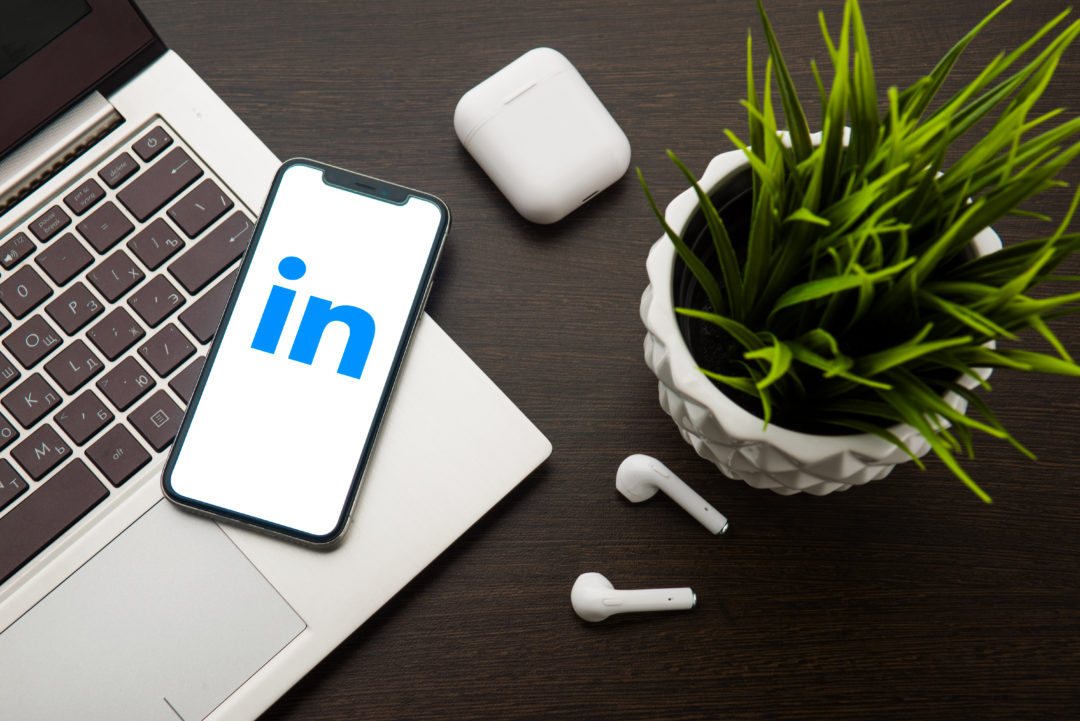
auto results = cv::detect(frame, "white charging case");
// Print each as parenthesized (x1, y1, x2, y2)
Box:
(454, 47, 631, 224)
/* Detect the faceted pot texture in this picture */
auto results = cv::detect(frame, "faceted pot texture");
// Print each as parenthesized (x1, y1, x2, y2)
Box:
(640, 149, 999, 495)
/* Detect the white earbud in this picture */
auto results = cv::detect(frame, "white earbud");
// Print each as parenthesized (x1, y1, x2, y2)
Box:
(571, 572, 696, 622)
(616, 454, 729, 535)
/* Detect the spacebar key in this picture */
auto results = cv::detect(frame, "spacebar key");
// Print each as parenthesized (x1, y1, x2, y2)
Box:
(0, 460, 108, 585)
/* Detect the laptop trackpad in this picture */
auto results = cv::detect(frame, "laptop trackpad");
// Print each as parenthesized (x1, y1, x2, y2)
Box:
(0, 500, 305, 721)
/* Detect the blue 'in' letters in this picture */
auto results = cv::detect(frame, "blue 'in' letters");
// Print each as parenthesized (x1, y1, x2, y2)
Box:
(251, 256, 375, 379)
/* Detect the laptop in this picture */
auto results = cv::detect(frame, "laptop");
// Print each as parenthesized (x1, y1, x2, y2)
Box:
(0, 2, 552, 719)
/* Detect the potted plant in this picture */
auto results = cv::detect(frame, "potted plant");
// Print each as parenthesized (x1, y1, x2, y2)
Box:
(638, 0, 1080, 501)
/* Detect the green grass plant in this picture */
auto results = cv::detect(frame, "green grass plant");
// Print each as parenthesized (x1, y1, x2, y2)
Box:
(640, 0, 1080, 501)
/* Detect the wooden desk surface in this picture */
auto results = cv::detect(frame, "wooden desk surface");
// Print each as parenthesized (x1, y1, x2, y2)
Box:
(137, 1, 1080, 719)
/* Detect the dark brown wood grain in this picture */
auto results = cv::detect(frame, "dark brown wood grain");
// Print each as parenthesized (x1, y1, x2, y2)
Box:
(135, 1, 1080, 719)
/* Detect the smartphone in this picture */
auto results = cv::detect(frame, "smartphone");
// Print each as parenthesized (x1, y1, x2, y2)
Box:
(163, 159, 449, 545)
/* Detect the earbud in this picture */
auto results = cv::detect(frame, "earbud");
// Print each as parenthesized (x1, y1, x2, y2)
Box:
(616, 454, 728, 535)
(571, 572, 695, 622)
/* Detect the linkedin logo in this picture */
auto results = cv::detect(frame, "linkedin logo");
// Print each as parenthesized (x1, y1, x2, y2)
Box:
(250, 256, 374, 379)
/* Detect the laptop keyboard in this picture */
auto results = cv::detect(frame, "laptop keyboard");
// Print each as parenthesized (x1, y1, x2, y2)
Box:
(0, 121, 254, 586)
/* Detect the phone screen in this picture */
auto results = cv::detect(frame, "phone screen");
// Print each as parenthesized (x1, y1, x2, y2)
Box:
(164, 160, 448, 543)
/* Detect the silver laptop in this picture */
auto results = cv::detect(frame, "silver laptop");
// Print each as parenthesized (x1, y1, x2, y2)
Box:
(0, 2, 551, 719)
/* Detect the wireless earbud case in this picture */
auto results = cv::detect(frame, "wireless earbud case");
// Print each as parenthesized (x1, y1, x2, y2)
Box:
(454, 47, 631, 224)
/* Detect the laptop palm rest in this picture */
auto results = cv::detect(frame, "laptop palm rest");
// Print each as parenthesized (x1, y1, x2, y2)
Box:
(0, 500, 304, 721)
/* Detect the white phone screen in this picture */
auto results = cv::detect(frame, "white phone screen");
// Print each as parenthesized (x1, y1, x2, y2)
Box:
(166, 162, 445, 541)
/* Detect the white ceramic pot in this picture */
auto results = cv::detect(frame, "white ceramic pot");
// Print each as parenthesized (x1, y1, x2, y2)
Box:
(640, 148, 1001, 495)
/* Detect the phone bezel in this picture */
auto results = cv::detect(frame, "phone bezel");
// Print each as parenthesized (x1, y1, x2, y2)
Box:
(161, 158, 450, 546)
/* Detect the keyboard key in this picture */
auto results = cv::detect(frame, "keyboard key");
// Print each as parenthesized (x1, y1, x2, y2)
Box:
(2, 374, 62, 428)
(0, 413, 18, 452)
(0, 460, 28, 511)
(169, 212, 251, 295)
(87, 249, 144, 302)
(44, 340, 104, 394)
(0, 352, 20, 393)
(128, 274, 184, 328)
(132, 126, 172, 162)
(0, 266, 53, 319)
(179, 268, 238, 343)
(127, 218, 184, 270)
(86, 425, 150, 487)
(86, 307, 144, 360)
(168, 179, 234, 238)
(129, 390, 182, 452)
(98, 151, 138, 188)
(169, 356, 204, 404)
(63, 178, 105, 215)
(46, 283, 104, 335)
(139, 323, 195, 377)
(0, 459, 107, 584)
(0, 313, 9, 336)
(29, 205, 71, 242)
(77, 201, 134, 253)
(55, 390, 113, 445)
(118, 147, 203, 222)
(12, 425, 71, 480)
(97, 356, 154, 410)
(35, 233, 94, 285)
(0, 232, 35, 270)
(4, 315, 62, 368)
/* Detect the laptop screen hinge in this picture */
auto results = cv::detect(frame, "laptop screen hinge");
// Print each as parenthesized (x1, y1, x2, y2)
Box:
(0, 92, 123, 221)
